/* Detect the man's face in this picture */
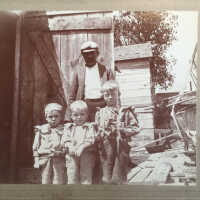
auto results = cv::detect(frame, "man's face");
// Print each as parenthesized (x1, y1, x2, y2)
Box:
(82, 50, 98, 67)
(46, 110, 63, 128)
(71, 109, 88, 125)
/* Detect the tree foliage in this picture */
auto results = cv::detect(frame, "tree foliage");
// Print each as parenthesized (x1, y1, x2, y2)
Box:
(114, 11, 178, 89)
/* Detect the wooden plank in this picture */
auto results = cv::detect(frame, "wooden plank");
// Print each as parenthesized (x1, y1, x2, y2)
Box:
(120, 89, 152, 98)
(117, 81, 151, 90)
(147, 152, 166, 161)
(119, 86, 151, 95)
(43, 32, 60, 66)
(118, 78, 151, 86)
(9, 14, 21, 182)
(184, 167, 196, 174)
(117, 67, 151, 76)
(170, 172, 185, 177)
(29, 31, 66, 106)
(60, 29, 87, 108)
(119, 86, 151, 92)
(18, 25, 35, 168)
(117, 78, 150, 86)
(120, 96, 153, 106)
(115, 60, 150, 70)
(42, 32, 67, 105)
(138, 130, 154, 139)
(25, 11, 112, 17)
(115, 42, 152, 61)
(138, 161, 156, 169)
(87, 12, 104, 18)
(145, 162, 172, 184)
(50, 32, 69, 103)
(129, 168, 152, 183)
(120, 91, 151, 98)
(137, 115, 154, 128)
(127, 167, 143, 182)
(117, 74, 151, 82)
(24, 16, 112, 32)
(32, 50, 50, 125)
(103, 31, 114, 72)
(103, 12, 113, 17)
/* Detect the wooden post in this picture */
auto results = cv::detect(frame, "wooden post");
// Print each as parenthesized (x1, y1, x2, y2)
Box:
(9, 13, 22, 183)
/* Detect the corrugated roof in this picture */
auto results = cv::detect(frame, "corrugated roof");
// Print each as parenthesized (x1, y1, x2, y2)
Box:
(114, 42, 153, 61)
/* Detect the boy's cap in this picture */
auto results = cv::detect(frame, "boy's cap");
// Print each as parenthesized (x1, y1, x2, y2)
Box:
(45, 103, 63, 116)
(81, 41, 98, 53)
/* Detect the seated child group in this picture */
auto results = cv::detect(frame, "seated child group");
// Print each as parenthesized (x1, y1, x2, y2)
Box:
(32, 80, 140, 184)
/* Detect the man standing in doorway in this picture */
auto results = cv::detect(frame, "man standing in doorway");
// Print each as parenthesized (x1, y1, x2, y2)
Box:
(69, 41, 114, 122)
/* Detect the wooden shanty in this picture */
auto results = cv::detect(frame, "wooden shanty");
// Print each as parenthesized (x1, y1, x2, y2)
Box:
(115, 42, 154, 140)
(2, 10, 114, 183)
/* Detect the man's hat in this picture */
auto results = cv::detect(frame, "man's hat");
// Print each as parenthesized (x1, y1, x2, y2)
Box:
(81, 41, 98, 53)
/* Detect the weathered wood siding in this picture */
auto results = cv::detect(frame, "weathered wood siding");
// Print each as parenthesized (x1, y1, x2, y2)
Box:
(116, 60, 152, 106)
(170, 105, 196, 131)
(18, 11, 114, 168)
(116, 59, 154, 139)
(0, 12, 16, 182)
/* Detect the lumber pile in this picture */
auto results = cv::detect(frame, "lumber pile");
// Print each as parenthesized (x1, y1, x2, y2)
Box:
(128, 147, 196, 185)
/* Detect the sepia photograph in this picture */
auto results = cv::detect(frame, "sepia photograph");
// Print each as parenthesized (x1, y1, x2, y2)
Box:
(0, 10, 197, 187)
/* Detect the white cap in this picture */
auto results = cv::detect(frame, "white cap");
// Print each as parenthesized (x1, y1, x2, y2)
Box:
(45, 103, 63, 116)
(81, 41, 98, 53)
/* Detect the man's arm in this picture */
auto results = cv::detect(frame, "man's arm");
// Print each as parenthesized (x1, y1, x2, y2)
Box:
(68, 64, 78, 104)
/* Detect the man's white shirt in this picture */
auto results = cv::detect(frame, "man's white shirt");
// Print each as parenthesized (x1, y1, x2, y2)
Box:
(85, 63, 102, 99)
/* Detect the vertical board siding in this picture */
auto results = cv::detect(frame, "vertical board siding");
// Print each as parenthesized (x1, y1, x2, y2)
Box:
(116, 60, 154, 139)
(51, 33, 61, 66)
(185, 107, 196, 130)
(60, 31, 88, 105)
(170, 106, 196, 131)
(18, 31, 35, 167)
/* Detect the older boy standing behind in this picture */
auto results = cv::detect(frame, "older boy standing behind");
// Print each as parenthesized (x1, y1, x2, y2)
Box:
(95, 80, 140, 184)
(61, 100, 97, 184)
(32, 103, 66, 184)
